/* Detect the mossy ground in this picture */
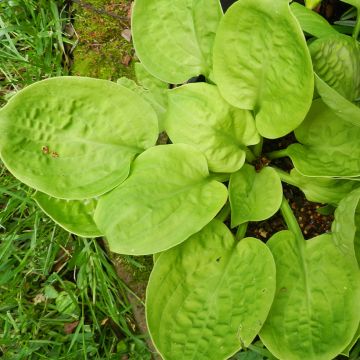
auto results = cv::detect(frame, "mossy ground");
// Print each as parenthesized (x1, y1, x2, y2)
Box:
(71, 0, 135, 80)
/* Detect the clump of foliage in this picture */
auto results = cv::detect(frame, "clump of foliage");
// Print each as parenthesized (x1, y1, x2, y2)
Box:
(0, 0, 359, 359)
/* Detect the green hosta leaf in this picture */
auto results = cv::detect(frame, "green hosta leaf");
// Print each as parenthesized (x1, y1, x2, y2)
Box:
(315, 75, 360, 127)
(0, 77, 158, 199)
(146, 220, 276, 360)
(280, 168, 360, 205)
(213, 0, 313, 139)
(117, 77, 167, 131)
(332, 187, 360, 264)
(287, 99, 360, 177)
(309, 34, 360, 102)
(260, 230, 360, 360)
(229, 165, 282, 227)
(34, 192, 102, 237)
(165, 83, 259, 173)
(94, 144, 228, 255)
(290, 3, 338, 38)
(132, 0, 223, 84)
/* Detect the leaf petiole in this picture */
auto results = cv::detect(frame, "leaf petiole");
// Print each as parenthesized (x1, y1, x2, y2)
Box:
(280, 196, 304, 241)
(266, 149, 289, 160)
(235, 222, 248, 242)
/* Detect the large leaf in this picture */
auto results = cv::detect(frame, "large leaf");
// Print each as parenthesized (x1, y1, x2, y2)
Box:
(229, 165, 282, 227)
(277, 168, 359, 205)
(260, 230, 360, 360)
(94, 144, 228, 255)
(212, 0, 313, 139)
(287, 99, 360, 177)
(132, 0, 223, 84)
(146, 220, 276, 360)
(0, 77, 158, 199)
(309, 34, 360, 102)
(290, 2, 338, 38)
(34, 192, 102, 237)
(332, 187, 360, 265)
(165, 83, 259, 173)
(315, 75, 360, 127)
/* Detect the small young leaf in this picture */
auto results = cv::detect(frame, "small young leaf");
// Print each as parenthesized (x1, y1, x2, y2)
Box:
(146, 220, 276, 360)
(34, 192, 102, 237)
(260, 231, 360, 360)
(332, 187, 360, 265)
(290, 2, 338, 38)
(134, 62, 169, 92)
(309, 34, 360, 102)
(287, 99, 360, 177)
(94, 144, 228, 255)
(165, 83, 260, 173)
(0, 77, 158, 199)
(132, 0, 223, 83)
(213, 0, 313, 138)
(229, 165, 282, 227)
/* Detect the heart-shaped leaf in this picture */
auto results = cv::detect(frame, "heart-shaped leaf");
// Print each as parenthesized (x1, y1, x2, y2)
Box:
(287, 99, 360, 177)
(0, 77, 158, 199)
(165, 83, 259, 173)
(213, 0, 313, 139)
(94, 144, 228, 255)
(260, 230, 360, 360)
(34, 192, 102, 237)
(146, 220, 276, 360)
(309, 34, 360, 102)
(290, 2, 338, 38)
(332, 187, 360, 265)
(229, 165, 282, 227)
(132, 0, 223, 84)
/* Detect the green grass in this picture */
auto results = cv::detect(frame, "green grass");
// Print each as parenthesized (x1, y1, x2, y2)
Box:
(0, 1, 152, 358)
(0, 0, 72, 105)
(0, 172, 151, 359)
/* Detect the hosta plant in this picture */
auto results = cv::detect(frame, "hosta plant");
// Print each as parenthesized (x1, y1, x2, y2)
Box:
(1, 0, 360, 359)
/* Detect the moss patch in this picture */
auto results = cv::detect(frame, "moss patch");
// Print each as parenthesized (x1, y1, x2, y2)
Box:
(71, 0, 135, 80)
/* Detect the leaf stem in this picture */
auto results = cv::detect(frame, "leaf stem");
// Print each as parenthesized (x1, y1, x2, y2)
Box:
(252, 137, 263, 158)
(216, 202, 230, 222)
(245, 148, 256, 163)
(235, 222, 248, 242)
(272, 167, 298, 187)
(280, 196, 303, 241)
(266, 149, 289, 160)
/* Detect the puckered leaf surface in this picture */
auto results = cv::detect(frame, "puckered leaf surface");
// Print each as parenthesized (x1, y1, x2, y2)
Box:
(287, 99, 360, 177)
(260, 230, 360, 360)
(0, 77, 158, 199)
(309, 34, 360, 102)
(213, 0, 313, 138)
(147, 220, 276, 360)
(94, 144, 228, 255)
(165, 83, 259, 173)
